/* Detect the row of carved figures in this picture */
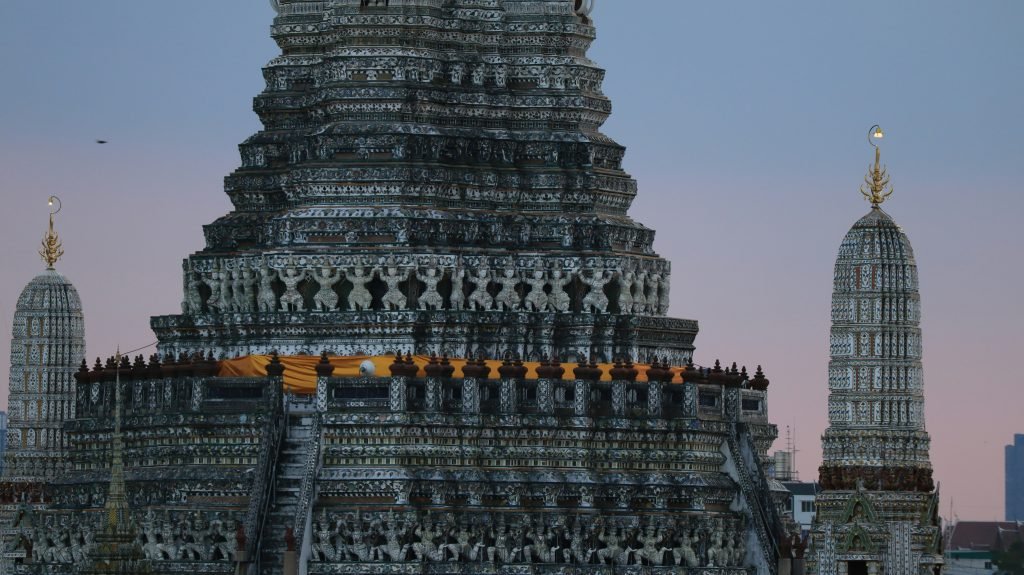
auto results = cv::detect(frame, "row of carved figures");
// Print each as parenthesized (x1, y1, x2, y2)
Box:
(18, 516, 239, 565)
(183, 266, 670, 316)
(310, 513, 746, 568)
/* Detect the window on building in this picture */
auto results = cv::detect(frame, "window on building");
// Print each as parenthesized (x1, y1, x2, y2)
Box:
(800, 500, 815, 513)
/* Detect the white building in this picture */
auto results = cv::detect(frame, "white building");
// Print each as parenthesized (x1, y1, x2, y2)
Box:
(781, 481, 817, 534)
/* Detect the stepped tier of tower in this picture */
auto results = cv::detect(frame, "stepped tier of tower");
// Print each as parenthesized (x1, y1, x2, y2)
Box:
(151, 0, 697, 362)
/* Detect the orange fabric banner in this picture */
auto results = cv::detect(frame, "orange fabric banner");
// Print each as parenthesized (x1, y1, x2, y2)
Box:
(218, 355, 671, 394)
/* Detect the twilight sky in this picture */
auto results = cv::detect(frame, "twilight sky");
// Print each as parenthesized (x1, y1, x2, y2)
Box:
(1, 1, 1022, 521)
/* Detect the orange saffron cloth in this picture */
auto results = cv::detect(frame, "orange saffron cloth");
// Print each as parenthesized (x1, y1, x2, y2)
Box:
(218, 355, 679, 394)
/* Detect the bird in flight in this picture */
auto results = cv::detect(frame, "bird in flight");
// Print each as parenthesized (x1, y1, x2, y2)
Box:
(96, 140, 108, 144)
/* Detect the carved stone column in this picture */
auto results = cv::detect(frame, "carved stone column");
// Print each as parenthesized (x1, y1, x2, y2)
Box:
(536, 379, 554, 415)
(648, 380, 663, 418)
(609, 360, 637, 417)
(462, 359, 490, 414)
(315, 352, 334, 413)
(390, 376, 408, 412)
(461, 378, 479, 414)
(573, 379, 590, 416)
(535, 360, 564, 415)
(425, 377, 442, 412)
(497, 359, 527, 415)
(611, 380, 626, 416)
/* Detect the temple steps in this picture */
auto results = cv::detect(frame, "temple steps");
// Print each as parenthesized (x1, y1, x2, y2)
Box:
(258, 405, 318, 575)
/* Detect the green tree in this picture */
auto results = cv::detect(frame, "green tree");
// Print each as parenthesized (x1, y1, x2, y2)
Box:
(993, 541, 1024, 575)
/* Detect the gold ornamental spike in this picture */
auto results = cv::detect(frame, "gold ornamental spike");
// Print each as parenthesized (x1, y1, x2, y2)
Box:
(39, 196, 64, 268)
(860, 125, 894, 207)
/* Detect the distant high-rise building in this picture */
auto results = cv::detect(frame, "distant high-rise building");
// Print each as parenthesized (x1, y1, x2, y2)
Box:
(0, 411, 7, 477)
(773, 450, 795, 480)
(1007, 434, 1024, 521)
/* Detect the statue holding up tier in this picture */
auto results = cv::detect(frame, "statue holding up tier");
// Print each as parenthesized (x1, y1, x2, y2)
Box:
(204, 271, 223, 313)
(672, 531, 698, 567)
(313, 267, 342, 311)
(184, 267, 203, 314)
(646, 273, 662, 314)
(581, 270, 611, 313)
(597, 527, 625, 565)
(230, 271, 245, 312)
(494, 269, 521, 311)
(279, 267, 307, 312)
(311, 521, 336, 562)
(524, 270, 549, 312)
(449, 268, 466, 310)
(346, 267, 374, 311)
(468, 269, 493, 310)
(548, 270, 573, 312)
(706, 528, 725, 567)
(258, 265, 277, 312)
(240, 269, 257, 312)
(658, 274, 671, 315)
(632, 272, 648, 314)
(381, 267, 411, 310)
(616, 271, 634, 314)
(219, 268, 234, 312)
(417, 267, 443, 310)
(634, 526, 667, 566)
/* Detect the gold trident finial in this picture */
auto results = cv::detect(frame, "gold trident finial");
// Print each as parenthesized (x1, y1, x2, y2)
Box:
(39, 196, 64, 269)
(860, 125, 894, 207)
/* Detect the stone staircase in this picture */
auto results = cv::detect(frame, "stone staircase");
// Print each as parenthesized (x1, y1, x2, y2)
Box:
(726, 422, 784, 575)
(258, 396, 318, 575)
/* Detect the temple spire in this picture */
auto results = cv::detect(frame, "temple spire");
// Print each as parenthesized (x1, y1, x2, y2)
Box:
(39, 195, 64, 269)
(860, 125, 894, 207)
(103, 348, 131, 534)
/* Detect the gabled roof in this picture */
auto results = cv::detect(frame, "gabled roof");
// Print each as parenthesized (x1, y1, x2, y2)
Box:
(782, 481, 819, 496)
(949, 521, 1024, 551)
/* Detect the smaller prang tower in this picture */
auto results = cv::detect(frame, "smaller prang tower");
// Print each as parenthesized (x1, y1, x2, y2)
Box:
(808, 128, 942, 575)
(3, 197, 84, 485)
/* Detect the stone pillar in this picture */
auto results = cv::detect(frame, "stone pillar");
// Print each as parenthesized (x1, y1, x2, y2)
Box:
(573, 379, 590, 416)
(535, 359, 564, 415)
(497, 359, 527, 415)
(648, 380, 663, 418)
(462, 358, 490, 414)
(609, 360, 638, 417)
(611, 380, 626, 416)
(315, 352, 334, 413)
(424, 355, 454, 412)
(390, 376, 408, 412)
(536, 379, 554, 414)
(425, 377, 442, 412)
(462, 378, 479, 414)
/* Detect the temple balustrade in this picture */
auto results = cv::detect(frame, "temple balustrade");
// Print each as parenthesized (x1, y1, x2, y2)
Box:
(66, 354, 769, 427)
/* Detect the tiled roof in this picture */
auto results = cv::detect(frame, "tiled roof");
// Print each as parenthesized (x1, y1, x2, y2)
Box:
(949, 521, 1024, 550)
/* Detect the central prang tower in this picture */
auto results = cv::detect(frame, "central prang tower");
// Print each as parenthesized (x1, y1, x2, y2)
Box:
(151, 0, 696, 362)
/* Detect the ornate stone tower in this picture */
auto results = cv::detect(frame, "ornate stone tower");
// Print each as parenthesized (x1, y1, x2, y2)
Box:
(151, 0, 696, 363)
(808, 129, 942, 575)
(3, 197, 84, 484)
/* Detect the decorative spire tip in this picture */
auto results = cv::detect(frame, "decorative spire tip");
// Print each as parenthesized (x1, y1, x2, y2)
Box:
(39, 196, 64, 269)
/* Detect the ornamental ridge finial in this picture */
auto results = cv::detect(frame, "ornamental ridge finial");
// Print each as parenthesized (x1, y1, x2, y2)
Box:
(40, 196, 64, 269)
(860, 125, 894, 207)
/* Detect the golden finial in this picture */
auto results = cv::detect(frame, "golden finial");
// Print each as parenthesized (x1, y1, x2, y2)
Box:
(39, 196, 64, 269)
(860, 125, 894, 207)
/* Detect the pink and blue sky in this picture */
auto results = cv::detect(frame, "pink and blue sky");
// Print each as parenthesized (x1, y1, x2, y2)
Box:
(1, 1, 1021, 521)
